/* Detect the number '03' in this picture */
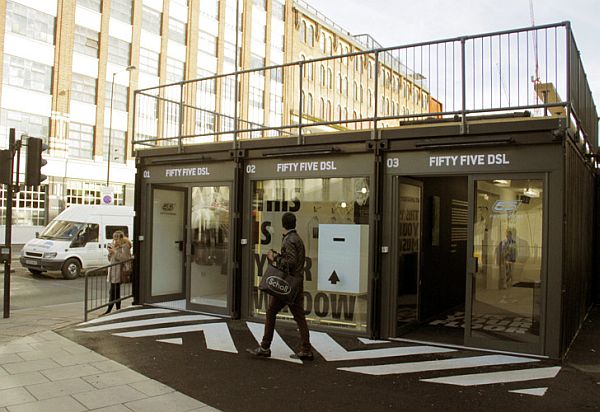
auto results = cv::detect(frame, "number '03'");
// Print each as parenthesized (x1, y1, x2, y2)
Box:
(387, 158, 400, 168)
(246, 165, 256, 174)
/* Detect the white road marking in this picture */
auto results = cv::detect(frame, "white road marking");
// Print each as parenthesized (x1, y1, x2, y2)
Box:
(78, 308, 176, 326)
(157, 338, 183, 345)
(338, 355, 538, 375)
(310, 331, 455, 361)
(421, 366, 561, 386)
(358, 338, 390, 345)
(113, 323, 238, 353)
(509, 387, 548, 396)
(246, 322, 302, 364)
(76, 315, 219, 332)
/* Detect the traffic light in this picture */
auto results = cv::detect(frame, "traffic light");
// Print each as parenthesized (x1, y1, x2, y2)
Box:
(0, 150, 11, 185)
(25, 137, 48, 186)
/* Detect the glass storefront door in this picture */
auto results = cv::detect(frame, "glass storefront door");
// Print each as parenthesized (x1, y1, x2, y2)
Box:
(188, 185, 231, 312)
(395, 178, 422, 327)
(466, 177, 544, 353)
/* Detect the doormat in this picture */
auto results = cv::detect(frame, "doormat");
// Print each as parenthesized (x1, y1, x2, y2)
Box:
(428, 311, 536, 335)
(513, 282, 537, 288)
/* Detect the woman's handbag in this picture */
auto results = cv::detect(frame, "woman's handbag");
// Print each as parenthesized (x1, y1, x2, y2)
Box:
(258, 264, 301, 304)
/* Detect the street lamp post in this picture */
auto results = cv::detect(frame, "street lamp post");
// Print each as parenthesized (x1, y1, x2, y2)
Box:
(107, 65, 135, 188)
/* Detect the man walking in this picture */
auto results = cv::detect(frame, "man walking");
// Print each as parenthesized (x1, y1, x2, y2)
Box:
(247, 212, 313, 360)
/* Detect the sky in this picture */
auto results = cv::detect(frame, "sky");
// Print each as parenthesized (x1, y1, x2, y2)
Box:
(305, 0, 599, 115)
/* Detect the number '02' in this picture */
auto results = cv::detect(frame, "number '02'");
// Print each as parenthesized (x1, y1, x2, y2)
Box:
(387, 158, 399, 168)
(246, 165, 256, 174)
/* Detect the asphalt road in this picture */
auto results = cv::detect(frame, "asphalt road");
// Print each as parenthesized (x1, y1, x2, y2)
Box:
(0, 260, 85, 311)
(60, 307, 600, 412)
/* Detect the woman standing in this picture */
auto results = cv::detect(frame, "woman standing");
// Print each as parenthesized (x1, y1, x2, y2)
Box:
(104, 230, 132, 314)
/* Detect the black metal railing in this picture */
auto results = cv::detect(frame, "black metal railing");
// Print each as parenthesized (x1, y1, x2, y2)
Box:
(133, 22, 597, 154)
(83, 258, 134, 321)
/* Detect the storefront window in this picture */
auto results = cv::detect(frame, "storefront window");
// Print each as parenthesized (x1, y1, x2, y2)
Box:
(472, 178, 543, 342)
(251, 177, 370, 331)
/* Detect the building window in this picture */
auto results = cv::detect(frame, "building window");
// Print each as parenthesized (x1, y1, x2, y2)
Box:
(69, 122, 94, 159)
(0, 185, 47, 226)
(103, 128, 126, 163)
(307, 25, 314, 47)
(253, 0, 266, 9)
(66, 182, 125, 206)
(200, 0, 219, 19)
(107, 36, 131, 66)
(197, 69, 216, 94)
(2, 55, 52, 94)
(110, 0, 132, 24)
(250, 54, 265, 69)
(169, 18, 187, 44)
(327, 68, 332, 89)
(71, 73, 97, 105)
(251, 177, 370, 331)
(139, 48, 159, 76)
(166, 57, 185, 83)
(77, 0, 101, 13)
(271, 67, 283, 84)
(73, 25, 99, 57)
(199, 31, 218, 56)
(272, 32, 284, 52)
(0, 110, 49, 150)
(142, 6, 162, 35)
(249, 87, 264, 109)
(319, 98, 324, 119)
(300, 21, 306, 44)
(353, 81, 358, 101)
(6, 1, 55, 45)
(105, 83, 129, 112)
(272, 1, 284, 20)
(307, 93, 313, 116)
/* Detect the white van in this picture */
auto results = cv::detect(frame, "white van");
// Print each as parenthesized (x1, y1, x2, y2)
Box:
(20, 205, 134, 279)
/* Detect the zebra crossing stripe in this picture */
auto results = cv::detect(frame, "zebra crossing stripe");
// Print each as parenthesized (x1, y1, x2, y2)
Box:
(310, 331, 455, 361)
(509, 387, 548, 396)
(421, 366, 561, 386)
(338, 355, 538, 375)
(246, 322, 302, 364)
(76, 315, 219, 332)
(113, 323, 238, 353)
(78, 308, 176, 326)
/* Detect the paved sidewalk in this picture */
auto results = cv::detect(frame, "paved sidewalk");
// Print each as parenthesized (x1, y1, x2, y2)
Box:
(0, 303, 219, 412)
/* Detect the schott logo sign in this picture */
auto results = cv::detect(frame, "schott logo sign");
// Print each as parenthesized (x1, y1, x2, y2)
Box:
(266, 276, 291, 295)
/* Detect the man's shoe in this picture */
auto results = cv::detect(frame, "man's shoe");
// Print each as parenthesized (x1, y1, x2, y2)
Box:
(246, 346, 271, 358)
(290, 351, 314, 361)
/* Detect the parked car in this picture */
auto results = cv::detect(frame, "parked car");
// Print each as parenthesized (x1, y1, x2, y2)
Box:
(20, 205, 134, 279)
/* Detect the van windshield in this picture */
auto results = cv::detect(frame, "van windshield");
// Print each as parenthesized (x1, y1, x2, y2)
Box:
(40, 220, 84, 240)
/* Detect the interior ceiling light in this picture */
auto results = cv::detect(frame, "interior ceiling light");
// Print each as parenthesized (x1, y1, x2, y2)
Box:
(493, 179, 511, 187)
(523, 187, 540, 198)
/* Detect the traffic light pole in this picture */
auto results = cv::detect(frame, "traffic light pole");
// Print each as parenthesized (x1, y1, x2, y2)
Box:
(3, 129, 15, 319)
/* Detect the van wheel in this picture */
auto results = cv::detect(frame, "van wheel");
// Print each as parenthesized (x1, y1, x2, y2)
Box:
(62, 258, 81, 279)
(28, 269, 42, 276)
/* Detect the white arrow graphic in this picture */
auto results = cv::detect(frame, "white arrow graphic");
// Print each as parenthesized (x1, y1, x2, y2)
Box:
(246, 322, 302, 364)
(113, 322, 238, 353)
(76, 315, 219, 332)
(310, 331, 455, 361)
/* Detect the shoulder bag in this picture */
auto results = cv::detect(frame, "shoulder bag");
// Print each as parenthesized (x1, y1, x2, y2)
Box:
(258, 264, 301, 304)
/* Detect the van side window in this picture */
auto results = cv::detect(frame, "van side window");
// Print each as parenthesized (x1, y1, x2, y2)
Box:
(70, 224, 99, 248)
(106, 226, 129, 240)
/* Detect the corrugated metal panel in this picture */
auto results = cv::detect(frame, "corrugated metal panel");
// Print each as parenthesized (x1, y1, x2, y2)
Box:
(561, 141, 595, 354)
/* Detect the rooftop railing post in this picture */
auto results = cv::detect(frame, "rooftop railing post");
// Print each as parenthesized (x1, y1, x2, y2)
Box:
(565, 22, 572, 132)
(298, 62, 304, 144)
(460, 37, 467, 134)
(178, 82, 184, 152)
(373, 51, 379, 139)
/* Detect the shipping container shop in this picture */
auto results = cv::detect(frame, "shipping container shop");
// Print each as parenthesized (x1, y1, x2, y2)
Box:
(131, 22, 598, 358)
